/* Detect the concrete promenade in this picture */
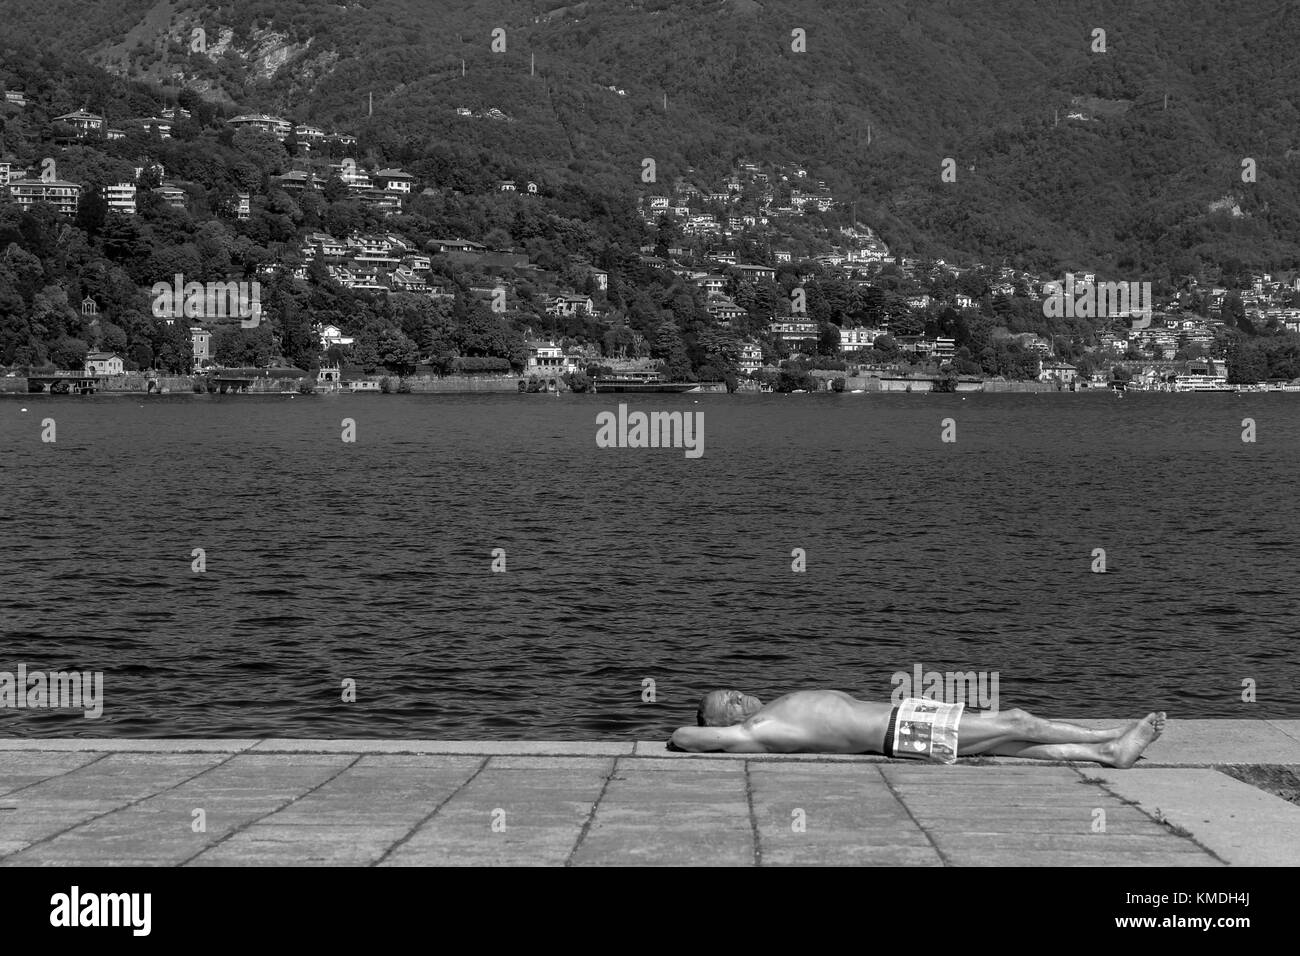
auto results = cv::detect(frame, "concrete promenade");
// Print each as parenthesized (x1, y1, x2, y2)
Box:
(1, 720, 1297, 866)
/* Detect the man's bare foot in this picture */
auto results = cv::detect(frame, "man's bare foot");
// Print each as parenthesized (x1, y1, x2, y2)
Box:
(1104, 712, 1166, 769)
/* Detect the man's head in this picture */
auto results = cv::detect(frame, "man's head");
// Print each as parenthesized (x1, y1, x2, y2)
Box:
(696, 690, 763, 727)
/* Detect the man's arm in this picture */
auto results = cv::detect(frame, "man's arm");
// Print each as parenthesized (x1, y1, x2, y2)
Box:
(669, 724, 770, 753)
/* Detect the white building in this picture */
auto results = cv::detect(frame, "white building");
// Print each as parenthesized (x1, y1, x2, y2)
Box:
(105, 182, 136, 215)
(228, 113, 292, 140)
(191, 327, 211, 364)
(84, 352, 124, 376)
(839, 327, 885, 352)
(526, 341, 577, 375)
(319, 325, 355, 348)
(548, 294, 594, 316)
(53, 109, 104, 136)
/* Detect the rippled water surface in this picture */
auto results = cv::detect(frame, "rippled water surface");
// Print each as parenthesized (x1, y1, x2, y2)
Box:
(2, 391, 1297, 737)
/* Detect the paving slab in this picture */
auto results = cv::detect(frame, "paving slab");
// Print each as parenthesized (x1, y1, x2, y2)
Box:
(570, 762, 752, 866)
(1095, 767, 1300, 866)
(749, 763, 939, 865)
(381, 758, 609, 866)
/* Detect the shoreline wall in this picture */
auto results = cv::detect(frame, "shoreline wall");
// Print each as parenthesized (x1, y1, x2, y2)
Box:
(2, 373, 1070, 396)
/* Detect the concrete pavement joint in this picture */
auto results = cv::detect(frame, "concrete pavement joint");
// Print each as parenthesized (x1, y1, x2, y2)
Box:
(1068, 766, 1227, 864)
(1267, 721, 1300, 743)
(2, 751, 240, 864)
(0, 751, 110, 801)
(372, 756, 489, 867)
(564, 756, 620, 867)
(743, 760, 762, 867)
(876, 764, 951, 866)
(181, 754, 364, 867)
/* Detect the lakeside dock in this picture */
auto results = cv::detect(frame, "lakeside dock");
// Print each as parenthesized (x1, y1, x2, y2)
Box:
(1, 719, 1297, 866)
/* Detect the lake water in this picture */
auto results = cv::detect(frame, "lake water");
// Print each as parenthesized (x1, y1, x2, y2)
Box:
(1, 391, 1297, 737)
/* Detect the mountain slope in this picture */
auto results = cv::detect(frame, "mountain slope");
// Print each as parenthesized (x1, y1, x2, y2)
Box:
(2, 0, 1298, 274)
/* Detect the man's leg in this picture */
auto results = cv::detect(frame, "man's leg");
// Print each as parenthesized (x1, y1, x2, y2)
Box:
(957, 707, 1138, 755)
(977, 713, 1167, 768)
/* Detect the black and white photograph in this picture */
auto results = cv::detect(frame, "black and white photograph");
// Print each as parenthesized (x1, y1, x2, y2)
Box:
(0, 0, 1290, 933)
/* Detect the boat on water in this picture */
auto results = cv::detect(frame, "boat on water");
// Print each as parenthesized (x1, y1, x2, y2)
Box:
(1172, 374, 1236, 392)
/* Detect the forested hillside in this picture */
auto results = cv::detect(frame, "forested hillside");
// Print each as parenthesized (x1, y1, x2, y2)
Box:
(2, 0, 1298, 274)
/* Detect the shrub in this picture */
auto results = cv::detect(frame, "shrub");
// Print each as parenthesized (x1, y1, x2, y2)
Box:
(775, 370, 818, 392)
(454, 356, 512, 374)
(563, 369, 593, 392)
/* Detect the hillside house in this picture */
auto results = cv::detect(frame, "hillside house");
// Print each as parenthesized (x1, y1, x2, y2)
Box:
(130, 116, 172, 138)
(53, 109, 104, 136)
(373, 168, 414, 194)
(274, 170, 320, 192)
(227, 114, 291, 140)
(548, 294, 594, 317)
(706, 298, 746, 324)
(8, 179, 81, 216)
(429, 238, 487, 255)
(319, 325, 355, 348)
(307, 233, 346, 258)
(838, 327, 884, 352)
(191, 327, 211, 364)
(84, 352, 124, 376)
(105, 183, 136, 215)
(732, 264, 776, 283)
(768, 319, 819, 345)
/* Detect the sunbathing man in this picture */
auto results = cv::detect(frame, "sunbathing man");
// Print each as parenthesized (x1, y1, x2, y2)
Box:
(670, 689, 1165, 768)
